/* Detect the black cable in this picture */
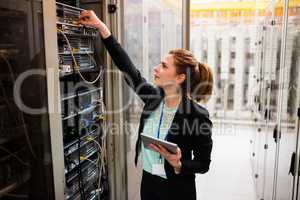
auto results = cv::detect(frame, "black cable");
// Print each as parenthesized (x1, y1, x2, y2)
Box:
(58, 30, 85, 199)
(56, 11, 104, 200)
(73, 51, 85, 200)
(0, 54, 37, 158)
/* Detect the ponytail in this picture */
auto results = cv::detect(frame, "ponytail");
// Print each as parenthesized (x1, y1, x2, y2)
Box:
(191, 62, 213, 103)
(169, 49, 213, 103)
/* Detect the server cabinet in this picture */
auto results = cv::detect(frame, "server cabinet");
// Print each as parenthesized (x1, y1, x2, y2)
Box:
(296, 107, 300, 199)
(276, 2, 300, 200)
(250, 1, 300, 199)
(45, 0, 110, 199)
(274, 25, 299, 200)
(266, 1, 300, 199)
(0, 0, 116, 199)
(257, 15, 282, 200)
(0, 0, 56, 199)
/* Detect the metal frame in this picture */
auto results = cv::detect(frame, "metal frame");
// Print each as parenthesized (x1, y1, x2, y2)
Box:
(292, 4, 300, 200)
(43, 0, 65, 199)
(102, 1, 117, 199)
(294, 40, 300, 200)
(273, 0, 291, 199)
(183, 0, 190, 50)
(103, 0, 128, 199)
(295, 106, 300, 199)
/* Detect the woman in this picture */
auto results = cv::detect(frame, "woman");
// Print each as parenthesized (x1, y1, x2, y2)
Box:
(79, 10, 213, 200)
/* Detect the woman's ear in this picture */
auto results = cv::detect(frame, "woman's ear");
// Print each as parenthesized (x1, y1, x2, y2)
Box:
(176, 73, 186, 85)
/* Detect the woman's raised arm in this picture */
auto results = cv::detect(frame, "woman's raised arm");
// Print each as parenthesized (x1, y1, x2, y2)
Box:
(79, 10, 160, 103)
(79, 10, 111, 39)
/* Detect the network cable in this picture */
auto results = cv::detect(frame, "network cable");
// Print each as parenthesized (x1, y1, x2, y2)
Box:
(0, 53, 37, 159)
(57, 24, 106, 199)
(83, 129, 107, 199)
(57, 29, 103, 84)
(85, 136, 102, 164)
(77, 109, 86, 200)
(80, 152, 103, 198)
(0, 146, 30, 166)
(2, 193, 28, 198)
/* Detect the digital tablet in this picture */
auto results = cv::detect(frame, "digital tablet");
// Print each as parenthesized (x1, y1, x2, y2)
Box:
(141, 133, 178, 154)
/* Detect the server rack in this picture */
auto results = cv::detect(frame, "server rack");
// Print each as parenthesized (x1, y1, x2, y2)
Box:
(54, 1, 109, 200)
(0, 0, 56, 199)
(249, 2, 300, 199)
(0, 0, 112, 199)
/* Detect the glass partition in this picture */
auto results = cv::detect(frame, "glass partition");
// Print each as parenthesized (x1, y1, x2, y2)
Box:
(276, 1, 300, 199)
(190, 0, 300, 199)
(122, 0, 184, 199)
(123, 1, 144, 200)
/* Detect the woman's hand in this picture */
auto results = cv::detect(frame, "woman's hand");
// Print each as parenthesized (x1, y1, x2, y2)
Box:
(79, 10, 111, 39)
(149, 144, 182, 174)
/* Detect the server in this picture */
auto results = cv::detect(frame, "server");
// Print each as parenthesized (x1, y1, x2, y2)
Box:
(56, 1, 108, 200)
(0, 1, 57, 199)
(0, 0, 109, 199)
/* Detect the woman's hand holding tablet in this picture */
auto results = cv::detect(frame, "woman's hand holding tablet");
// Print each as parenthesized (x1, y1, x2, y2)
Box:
(141, 133, 178, 154)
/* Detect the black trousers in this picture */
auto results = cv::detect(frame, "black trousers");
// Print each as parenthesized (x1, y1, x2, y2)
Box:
(140, 170, 196, 200)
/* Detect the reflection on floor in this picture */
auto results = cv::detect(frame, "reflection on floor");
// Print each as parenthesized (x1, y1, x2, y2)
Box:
(196, 124, 256, 200)
(127, 123, 256, 200)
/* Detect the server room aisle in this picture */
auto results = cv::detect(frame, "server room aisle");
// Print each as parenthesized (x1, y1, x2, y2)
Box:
(196, 123, 256, 200)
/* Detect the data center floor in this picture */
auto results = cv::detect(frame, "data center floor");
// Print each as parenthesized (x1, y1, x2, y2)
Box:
(196, 124, 256, 200)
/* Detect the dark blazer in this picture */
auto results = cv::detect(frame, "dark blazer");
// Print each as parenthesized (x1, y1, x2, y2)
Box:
(102, 35, 213, 182)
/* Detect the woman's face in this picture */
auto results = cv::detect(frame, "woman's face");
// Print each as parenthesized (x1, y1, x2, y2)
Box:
(153, 54, 185, 89)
